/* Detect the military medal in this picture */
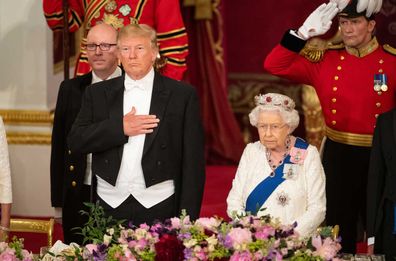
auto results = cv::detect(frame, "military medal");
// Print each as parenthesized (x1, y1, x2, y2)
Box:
(374, 74, 388, 93)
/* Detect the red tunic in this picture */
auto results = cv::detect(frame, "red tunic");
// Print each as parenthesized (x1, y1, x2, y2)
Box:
(264, 35, 396, 139)
(43, 0, 188, 80)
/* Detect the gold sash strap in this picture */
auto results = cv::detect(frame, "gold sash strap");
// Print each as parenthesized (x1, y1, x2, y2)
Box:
(325, 126, 373, 147)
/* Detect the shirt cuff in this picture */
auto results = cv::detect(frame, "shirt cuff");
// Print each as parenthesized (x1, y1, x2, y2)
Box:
(367, 236, 375, 245)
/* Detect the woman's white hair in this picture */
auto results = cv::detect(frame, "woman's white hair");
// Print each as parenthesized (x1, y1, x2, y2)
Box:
(248, 93, 300, 133)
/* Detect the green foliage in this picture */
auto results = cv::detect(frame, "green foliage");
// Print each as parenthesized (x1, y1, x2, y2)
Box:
(290, 251, 324, 261)
(8, 237, 25, 260)
(77, 202, 126, 244)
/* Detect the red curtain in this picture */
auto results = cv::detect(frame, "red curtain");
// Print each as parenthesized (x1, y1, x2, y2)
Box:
(183, 1, 245, 164)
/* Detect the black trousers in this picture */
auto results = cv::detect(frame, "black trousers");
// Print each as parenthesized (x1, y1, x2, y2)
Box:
(62, 185, 91, 244)
(323, 139, 370, 254)
(374, 199, 396, 261)
(98, 194, 176, 227)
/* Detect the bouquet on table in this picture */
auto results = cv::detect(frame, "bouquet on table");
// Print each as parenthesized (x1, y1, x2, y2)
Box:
(0, 237, 34, 261)
(43, 203, 342, 261)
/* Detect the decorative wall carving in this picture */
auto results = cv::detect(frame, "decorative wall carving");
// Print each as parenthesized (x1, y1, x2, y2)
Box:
(228, 73, 325, 149)
(0, 110, 53, 144)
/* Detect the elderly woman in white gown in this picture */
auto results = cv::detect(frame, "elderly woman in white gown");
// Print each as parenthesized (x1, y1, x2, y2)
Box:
(226, 93, 326, 238)
(0, 116, 12, 241)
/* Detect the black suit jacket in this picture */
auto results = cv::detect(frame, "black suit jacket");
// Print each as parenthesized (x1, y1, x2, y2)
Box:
(367, 108, 396, 238)
(67, 72, 205, 219)
(51, 72, 92, 207)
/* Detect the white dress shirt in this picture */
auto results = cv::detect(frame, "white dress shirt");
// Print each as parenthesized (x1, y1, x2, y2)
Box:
(0, 117, 12, 204)
(84, 66, 122, 185)
(226, 141, 326, 238)
(97, 68, 175, 208)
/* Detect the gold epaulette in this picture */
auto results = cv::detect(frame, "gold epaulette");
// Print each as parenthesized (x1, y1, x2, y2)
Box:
(300, 37, 344, 63)
(383, 44, 396, 56)
(300, 37, 326, 62)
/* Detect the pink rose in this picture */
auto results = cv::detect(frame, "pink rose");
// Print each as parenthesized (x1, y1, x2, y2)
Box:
(290, 147, 307, 164)
(228, 227, 252, 249)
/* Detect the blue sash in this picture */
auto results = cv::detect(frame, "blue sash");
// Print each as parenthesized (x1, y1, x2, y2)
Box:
(245, 138, 308, 215)
(393, 203, 396, 234)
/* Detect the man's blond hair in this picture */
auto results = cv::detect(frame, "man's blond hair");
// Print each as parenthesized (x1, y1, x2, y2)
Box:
(117, 23, 158, 50)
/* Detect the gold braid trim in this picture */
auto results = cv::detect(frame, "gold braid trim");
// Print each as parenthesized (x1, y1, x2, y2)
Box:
(383, 44, 396, 56)
(325, 126, 373, 147)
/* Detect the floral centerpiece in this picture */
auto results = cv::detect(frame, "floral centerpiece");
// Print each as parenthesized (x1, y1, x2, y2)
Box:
(42, 203, 342, 261)
(0, 237, 34, 261)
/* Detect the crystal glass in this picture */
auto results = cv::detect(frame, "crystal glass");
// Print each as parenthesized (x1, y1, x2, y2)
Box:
(340, 253, 355, 260)
(370, 254, 385, 261)
(354, 254, 371, 261)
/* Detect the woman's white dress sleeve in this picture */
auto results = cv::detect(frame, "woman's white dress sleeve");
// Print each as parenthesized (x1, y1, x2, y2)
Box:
(0, 117, 12, 203)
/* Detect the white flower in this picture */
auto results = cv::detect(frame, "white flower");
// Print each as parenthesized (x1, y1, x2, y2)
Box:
(183, 238, 198, 248)
(103, 234, 112, 245)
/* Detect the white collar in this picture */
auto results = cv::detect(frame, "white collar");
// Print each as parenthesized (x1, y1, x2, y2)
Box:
(124, 68, 154, 91)
(91, 66, 122, 84)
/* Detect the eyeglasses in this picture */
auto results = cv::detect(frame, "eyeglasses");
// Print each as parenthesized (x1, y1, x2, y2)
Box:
(84, 43, 117, 51)
(257, 123, 287, 132)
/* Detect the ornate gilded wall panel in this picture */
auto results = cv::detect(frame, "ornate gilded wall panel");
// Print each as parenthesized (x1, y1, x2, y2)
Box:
(228, 73, 325, 149)
(0, 110, 53, 144)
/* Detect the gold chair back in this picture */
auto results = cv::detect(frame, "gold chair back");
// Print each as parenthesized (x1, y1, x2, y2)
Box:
(10, 218, 54, 247)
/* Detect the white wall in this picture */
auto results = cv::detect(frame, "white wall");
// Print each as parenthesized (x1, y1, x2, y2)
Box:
(0, 1, 68, 216)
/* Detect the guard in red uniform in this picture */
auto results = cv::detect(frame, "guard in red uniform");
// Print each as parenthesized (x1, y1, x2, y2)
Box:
(43, 0, 188, 80)
(264, 0, 396, 253)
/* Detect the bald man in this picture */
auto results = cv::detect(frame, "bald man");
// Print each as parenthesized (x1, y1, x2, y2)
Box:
(50, 23, 121, 244)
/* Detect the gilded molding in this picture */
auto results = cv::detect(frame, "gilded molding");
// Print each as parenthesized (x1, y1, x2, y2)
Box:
(0, 110, 54, 125)
(6, 131, 51, 145)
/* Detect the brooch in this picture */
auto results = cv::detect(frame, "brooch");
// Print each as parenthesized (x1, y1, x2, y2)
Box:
(282, 164, 298, 180)
(276, 191, 290, 207)
(290, 147, 307, 164)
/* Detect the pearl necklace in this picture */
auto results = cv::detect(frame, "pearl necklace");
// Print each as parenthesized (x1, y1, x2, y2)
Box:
(266, 136, 291, 177)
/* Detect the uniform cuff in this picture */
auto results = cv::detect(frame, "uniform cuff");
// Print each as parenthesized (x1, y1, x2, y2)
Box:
(367, 236, 375, 245)
(280, 29, 307, 53)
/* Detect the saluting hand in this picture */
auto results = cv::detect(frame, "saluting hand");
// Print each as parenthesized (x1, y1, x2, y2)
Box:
(123, 106, 160, 136)
(298, 2, 339, 40)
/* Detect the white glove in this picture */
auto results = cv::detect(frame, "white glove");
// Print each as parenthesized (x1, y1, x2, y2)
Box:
(357, 0, 382, 17)
(298, 2, 339, 40)
(329, 0, 349, 11)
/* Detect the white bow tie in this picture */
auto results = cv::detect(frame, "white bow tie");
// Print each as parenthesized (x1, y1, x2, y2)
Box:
(124, 81, 144, 91)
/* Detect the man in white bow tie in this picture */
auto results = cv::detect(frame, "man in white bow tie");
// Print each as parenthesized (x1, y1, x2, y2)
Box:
(68, 24, 205, 226)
